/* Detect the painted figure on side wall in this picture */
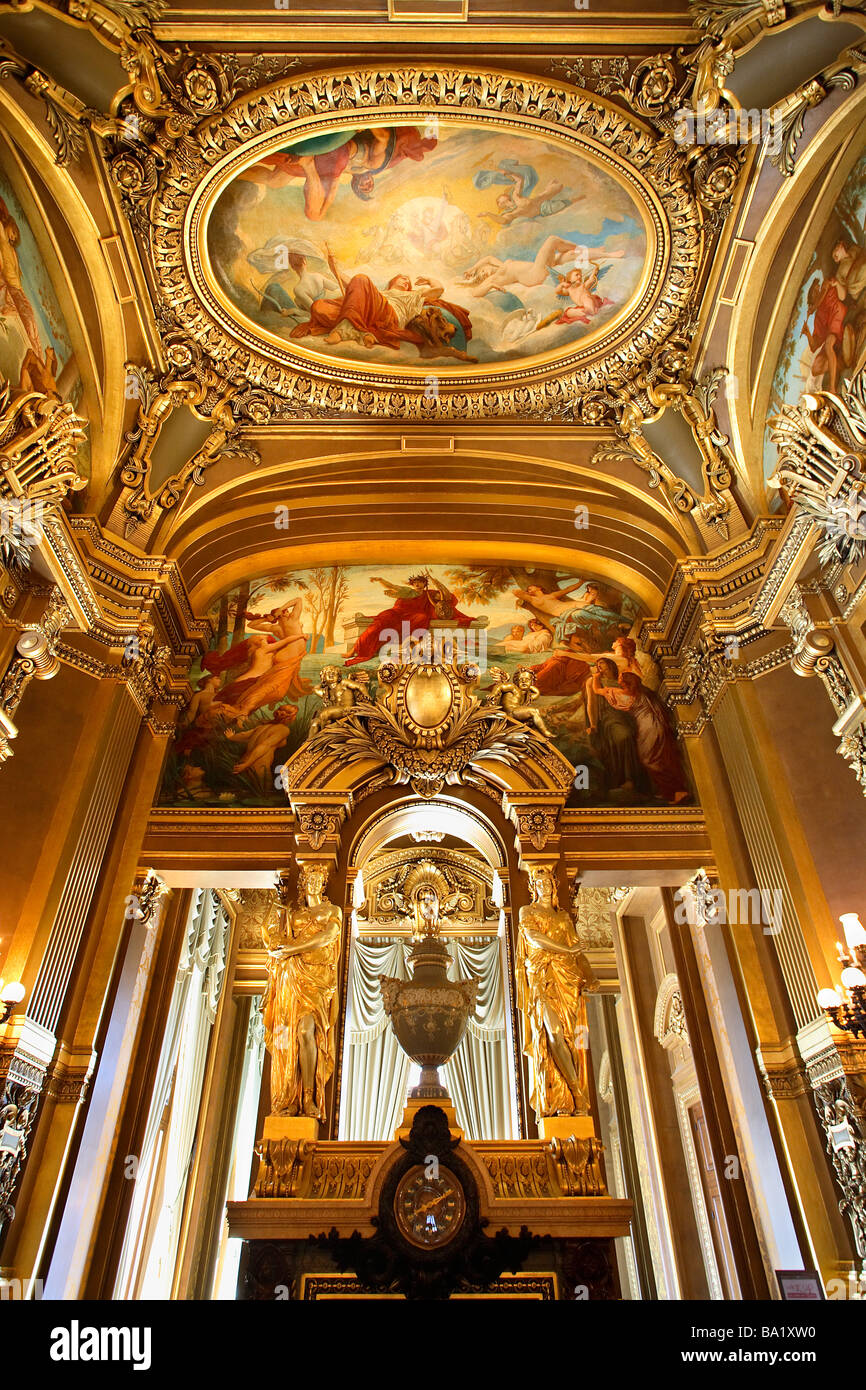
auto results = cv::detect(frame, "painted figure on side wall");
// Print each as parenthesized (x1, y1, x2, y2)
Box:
(766, 148, 866, 484)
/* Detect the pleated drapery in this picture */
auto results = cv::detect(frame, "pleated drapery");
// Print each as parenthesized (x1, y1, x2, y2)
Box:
(339, 934, 514, 1141)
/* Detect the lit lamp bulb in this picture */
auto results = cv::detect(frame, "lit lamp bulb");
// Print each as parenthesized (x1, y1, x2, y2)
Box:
(840, 966, 866, 990)
(840, 913, 866, 949)
(0, 980, 25, 1022)
(817, 988, 843, 1009)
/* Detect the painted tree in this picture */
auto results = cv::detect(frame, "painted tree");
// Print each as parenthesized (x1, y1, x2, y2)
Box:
(304, 565, 350, 652)
(446, 565, 564, 605)
(224, 575, 301, 643)
(230, 580, 251, 646)
(214, 594, 229, 652)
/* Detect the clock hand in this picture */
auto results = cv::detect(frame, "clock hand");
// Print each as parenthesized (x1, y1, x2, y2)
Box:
(414, 1189, 450, 1217)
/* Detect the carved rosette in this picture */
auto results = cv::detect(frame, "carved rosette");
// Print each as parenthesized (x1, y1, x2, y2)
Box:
(514, 806, 558, 851)
(291, 799, 349, 852)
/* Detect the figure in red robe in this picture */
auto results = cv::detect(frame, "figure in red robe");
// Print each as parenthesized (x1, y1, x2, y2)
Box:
(290, 272, 472, 354)
(238, 127, 437, 221)
(345, 574, 472, 667)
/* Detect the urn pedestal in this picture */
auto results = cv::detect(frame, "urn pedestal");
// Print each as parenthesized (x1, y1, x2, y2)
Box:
(380, 936, 478, 1102)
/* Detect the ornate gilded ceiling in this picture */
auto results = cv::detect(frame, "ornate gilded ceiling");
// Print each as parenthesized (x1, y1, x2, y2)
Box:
(141, 63, 712, 421)
(0, 0, 865, 749)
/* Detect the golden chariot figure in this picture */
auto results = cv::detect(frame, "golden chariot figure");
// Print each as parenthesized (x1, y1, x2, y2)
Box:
(261, 863, 342, 1123)
(517, 865, 597, 1120)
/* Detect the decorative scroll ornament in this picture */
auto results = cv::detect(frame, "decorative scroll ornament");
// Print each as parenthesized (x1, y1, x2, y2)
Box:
(123, 61, 736, 422)
(770, 369, 866, 570)
(813, 1073, 866, 1272)
(0, 384, 87, 512)
(769, 67, 859, 178)
(129, 868, 170, 927)
(294, 658, 570, 800)
(689, 0, 788, 40)
(593, 354, 741, 541)
(120, 355, 259, 532)
(778, 584, 866, 797)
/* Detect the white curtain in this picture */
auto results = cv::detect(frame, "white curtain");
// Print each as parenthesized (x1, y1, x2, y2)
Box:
(338, 939, 411, 1141)
(339, 935, 513, 1141)
(442, 937, 514, 1140)
(213, 998, 265, 1300)
(114, 890, 229, 1300)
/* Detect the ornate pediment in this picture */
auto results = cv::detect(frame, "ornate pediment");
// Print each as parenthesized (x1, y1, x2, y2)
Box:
(285, 657, 573, 800)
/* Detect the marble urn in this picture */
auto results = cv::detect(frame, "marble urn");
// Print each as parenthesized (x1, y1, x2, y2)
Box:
(380, 937, 478, 1099)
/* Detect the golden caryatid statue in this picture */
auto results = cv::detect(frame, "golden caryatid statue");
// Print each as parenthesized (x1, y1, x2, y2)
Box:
(261, 863, 342, 1122)
(517, 866, 597, 1120)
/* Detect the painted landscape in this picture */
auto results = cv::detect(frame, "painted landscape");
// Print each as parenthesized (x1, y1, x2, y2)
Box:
(159, 563, 695, 810)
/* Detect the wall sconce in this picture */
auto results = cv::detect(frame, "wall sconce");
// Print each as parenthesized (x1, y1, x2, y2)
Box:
(0, 980, 26, 1023)
(817, 912, 866, 1038)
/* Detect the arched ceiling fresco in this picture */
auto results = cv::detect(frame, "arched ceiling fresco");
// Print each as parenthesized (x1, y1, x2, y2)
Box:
(158, 562, 696, 812)
(205, 118, 649, 373)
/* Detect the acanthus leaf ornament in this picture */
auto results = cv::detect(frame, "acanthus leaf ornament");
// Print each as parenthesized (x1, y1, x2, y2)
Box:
(284, 657, 572, 802)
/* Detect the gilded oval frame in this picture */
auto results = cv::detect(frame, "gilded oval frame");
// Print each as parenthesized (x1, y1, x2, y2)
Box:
(150, 65, 706, 419)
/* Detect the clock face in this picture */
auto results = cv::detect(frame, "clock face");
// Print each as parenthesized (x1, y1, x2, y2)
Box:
(393, 1164, 466, 1249)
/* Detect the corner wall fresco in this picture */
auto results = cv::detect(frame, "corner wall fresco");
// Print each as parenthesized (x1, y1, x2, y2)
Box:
(765, 144, 866, 484)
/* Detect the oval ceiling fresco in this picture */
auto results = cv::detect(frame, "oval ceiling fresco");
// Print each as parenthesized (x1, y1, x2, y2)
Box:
(204, 119, 649, 373)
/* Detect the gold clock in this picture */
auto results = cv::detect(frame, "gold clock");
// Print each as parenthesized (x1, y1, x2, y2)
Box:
(393, 1164, 466, 1248)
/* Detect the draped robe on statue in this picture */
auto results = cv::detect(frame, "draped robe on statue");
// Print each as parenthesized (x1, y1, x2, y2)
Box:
(262, 903, 341, 1119)
(516, 903, 592, 1117)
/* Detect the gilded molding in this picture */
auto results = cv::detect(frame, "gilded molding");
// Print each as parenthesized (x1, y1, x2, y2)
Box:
(770, 367, 866, 570)
(111, 61, 745, 422)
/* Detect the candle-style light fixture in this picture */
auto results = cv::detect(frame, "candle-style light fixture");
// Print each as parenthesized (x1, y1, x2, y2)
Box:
(0, 980, 26, 1023)
(817, 912, 866, 1038)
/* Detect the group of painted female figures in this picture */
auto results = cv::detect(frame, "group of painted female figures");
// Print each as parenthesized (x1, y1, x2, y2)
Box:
(505, 582, 691, 805)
